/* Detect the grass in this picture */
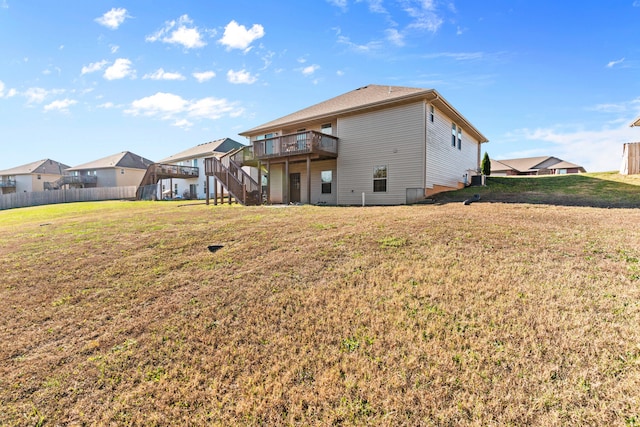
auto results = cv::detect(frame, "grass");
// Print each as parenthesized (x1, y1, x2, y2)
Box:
(433, 171, 640, 207)
(1, 180, 640, 425)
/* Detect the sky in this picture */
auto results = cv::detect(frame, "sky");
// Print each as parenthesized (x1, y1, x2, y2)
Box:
(1, 0, 640, 172)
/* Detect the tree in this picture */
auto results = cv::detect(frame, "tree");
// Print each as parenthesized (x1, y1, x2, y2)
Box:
(481, 152, 491, 176)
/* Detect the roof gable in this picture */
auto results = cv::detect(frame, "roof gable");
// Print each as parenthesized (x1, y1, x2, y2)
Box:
(159, 138, 245, 163)
(632, 116, 640, 127)
(240, 84, 488, 143)
(67, 151, 153, 171)
(0, 159, 70, 176)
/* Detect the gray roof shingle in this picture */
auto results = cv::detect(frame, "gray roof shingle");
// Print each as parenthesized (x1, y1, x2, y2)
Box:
(240, 84, 488, 143)
(158, 138, 245, 163)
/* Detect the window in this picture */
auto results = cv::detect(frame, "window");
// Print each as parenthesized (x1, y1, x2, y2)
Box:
(452, 123, 462, 150)
(121, 168, 125, 174)
(37, 174, 41, 180)
(321, 123, 333, 135)
(373, 165, 387, 192)
(452, 123, 457, 147)
(429, 105, 434, 123)
(321, 170, 332, 194)
(192, 158, 198, 167)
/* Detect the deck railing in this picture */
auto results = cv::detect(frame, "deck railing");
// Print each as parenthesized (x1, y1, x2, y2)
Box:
(44, 175, 98, 190)
(252, 130, 338, 159)
(0, 179, 16, 188)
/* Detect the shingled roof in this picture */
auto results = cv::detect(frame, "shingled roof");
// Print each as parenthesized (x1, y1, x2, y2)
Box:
(158, 138, 245, 163)
(240, 84, 488, 143)
(67, 151, 153, 171)
(0, 159, 70, 176)
(491, 156, 586, 174)
(632, 116, 640, 127)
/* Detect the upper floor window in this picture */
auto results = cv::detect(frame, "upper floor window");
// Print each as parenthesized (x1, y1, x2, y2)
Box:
(452, 123, 462, 150)
(321, 123, 333, 135)
(192, 158, 198, 167)
(121, 169, 125, 174)
(429, 105, 435, 123)
(451, 123, 457, 147)
(373, 165, 387, 192)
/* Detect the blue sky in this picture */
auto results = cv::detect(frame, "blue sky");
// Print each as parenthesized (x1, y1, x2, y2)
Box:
(1, 0, 640, 172)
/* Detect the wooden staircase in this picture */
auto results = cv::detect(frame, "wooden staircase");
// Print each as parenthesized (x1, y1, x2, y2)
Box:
(136, 163, 199, 200)
(204, 154, 261, 206)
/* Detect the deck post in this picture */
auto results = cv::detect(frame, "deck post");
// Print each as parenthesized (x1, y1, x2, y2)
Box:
(205, 175, 210, 205)
(306, 155, 311, 205)
(266, 161, 271, 204)
(213, 177, 218, 205)
(284, 158, 289, 205)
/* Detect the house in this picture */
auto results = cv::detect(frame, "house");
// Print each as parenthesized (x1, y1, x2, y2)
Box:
(216, 84, 488, 206)
(490, 156, 586, 176)
(632, 117, 640, 127)
(59, 151, 153, 189)
(0, 159, 70, 194)
(156, 138, 245, 199)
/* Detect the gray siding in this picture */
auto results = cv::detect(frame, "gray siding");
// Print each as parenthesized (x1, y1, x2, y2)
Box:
(425, 104, 481, 190)
(336, 102, 425, 205)
(287, 159, 337, 205)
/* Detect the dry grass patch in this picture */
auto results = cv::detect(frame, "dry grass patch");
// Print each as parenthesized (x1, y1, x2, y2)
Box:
(1, 201, 639, 425)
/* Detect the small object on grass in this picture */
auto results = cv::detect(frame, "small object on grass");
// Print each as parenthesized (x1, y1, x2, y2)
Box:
(208, 245, 224, 253)
(40, 223, 52, 226)
(463, 194, 481, 205)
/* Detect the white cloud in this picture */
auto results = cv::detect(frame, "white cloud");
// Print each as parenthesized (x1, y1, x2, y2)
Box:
(104, 58, 135, 80)
(143, 68, 186, 81)
(146, 15, 207, 49)
(1, 81, 17, 98)
(126, 92, 188, 117)
(98, 102, 116, 109)
(44, 98, 77, 112)
(192, 71, 216, 82)
(337, 35, 383, 53)
(511, 124, 640, 172)
(188, 97, 239, 119)
(125, 92, 243, 123)
(606, 57, 625, 68)
(173, 119, 193, 129)
(95, 8, 130, 30)
(403, 0, 444, 33)
(327, 0, 348, 10)
(218, 20, 265, 51)
(227, 69, 257, 84)
(423, 51, 485, 61)
(24, 87, 55, 104)
(110, 45, 119, 54)
(81, 60, 108, 75)
(385, 28, 405, 46)
(302, 64, 320, 76)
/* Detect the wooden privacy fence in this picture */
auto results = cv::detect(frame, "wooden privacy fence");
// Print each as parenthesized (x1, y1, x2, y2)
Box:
(0, 186, 137, 211)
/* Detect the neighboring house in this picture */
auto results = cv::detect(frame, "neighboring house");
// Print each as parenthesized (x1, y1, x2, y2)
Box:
(0, 159, 70, 194)
(632, 117, 640, 127)
(490, 156, 586, 176)
(228, 84, 488, 205)
(157, 138, 245, 199)
(61, 151, 153, 189)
